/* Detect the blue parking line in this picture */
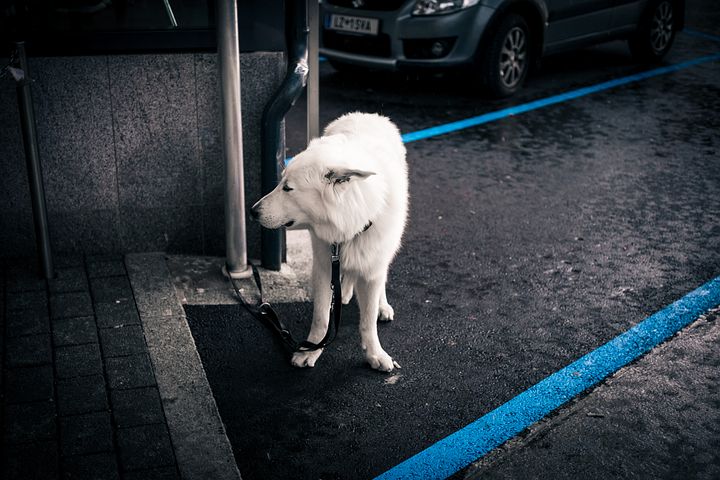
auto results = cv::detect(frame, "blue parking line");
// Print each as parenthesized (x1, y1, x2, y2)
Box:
(376, 276, 720, 480)
(290, 53, 719, 166)
(684, 28, 720, 44)
(401, 53, 720, 143)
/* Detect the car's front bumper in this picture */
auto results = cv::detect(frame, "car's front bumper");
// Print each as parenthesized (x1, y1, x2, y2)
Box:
(320, 3, 497, 71)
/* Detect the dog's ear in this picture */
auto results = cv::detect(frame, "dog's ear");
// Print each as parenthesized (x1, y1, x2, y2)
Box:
(324, 168, 376, 185)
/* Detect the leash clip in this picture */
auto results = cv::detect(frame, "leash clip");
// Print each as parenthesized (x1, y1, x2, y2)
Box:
(331, 243, 340, 262)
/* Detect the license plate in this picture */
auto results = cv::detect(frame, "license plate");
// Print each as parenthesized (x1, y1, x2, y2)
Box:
(326, 14, 379, 35)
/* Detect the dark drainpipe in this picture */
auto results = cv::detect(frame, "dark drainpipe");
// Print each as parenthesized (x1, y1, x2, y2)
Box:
(260, 0, 309, 271)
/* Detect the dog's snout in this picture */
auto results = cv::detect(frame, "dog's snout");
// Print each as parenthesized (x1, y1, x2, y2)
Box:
(250, 204, 260, 220)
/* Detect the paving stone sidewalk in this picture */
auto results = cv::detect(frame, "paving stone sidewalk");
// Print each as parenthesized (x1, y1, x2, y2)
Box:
(1, 255, 180, 480)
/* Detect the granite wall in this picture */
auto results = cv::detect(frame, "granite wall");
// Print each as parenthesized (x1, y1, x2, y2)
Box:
(0, 52, 284, 260)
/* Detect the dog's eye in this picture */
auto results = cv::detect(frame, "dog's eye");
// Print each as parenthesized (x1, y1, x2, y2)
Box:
(282, 184, 293, 192)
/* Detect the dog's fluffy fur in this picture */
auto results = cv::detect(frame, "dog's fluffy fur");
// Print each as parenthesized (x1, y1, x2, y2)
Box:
(252, 112, 408, 371)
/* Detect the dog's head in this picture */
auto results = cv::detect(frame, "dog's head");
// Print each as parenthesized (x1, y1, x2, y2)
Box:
(250, 141, 380, 243)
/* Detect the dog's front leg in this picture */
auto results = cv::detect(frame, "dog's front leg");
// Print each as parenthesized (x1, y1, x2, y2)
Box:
(356, 276, 397, 372)
(291, 240, 332, 368)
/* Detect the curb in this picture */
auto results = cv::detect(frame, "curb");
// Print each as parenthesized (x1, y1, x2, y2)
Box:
(125, 253, 241, 480)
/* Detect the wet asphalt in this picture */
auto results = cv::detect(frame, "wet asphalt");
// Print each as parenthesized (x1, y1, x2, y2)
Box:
(186, 2, 720, 478)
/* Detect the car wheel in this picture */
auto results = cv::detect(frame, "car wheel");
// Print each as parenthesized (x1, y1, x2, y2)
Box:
(629, 0, 676, 63)
(480, 14, 531, 98)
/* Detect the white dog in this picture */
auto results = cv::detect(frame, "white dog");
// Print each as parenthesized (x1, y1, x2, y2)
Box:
(251, 112, 408, 372)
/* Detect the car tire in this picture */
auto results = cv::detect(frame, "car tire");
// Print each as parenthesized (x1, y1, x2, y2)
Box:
(480, 14, 531, 98)
(629, 0, 677, 63)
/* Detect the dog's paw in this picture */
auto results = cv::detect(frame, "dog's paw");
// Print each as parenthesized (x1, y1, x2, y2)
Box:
(366, 349, 399, 372)
(291, 349, 323, 368)
(378, 303, 394, 322)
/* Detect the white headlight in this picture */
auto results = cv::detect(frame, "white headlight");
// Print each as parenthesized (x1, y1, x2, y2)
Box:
(412, 0, 480, 16)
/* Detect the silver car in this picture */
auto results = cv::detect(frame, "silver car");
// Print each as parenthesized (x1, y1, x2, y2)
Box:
(320, 0, 685, 97)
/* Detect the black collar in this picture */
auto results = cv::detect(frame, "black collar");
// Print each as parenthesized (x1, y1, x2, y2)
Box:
(332, 221, 373, 255)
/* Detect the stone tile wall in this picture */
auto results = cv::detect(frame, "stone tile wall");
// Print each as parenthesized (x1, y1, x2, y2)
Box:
(0, 52, 284, 259)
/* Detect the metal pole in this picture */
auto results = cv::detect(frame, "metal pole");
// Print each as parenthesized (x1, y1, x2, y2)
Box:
(15, 41, 54, 280)
(307, 0, 320, 143)
(217, 0, 251, 279)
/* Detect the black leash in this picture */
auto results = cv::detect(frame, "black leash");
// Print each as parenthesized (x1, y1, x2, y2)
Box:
(230, 243, 343, 353)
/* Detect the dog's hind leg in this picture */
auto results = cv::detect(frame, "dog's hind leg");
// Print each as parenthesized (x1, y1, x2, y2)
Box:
(356, 276, 398, 372)
(378, 287, 394, 322)
(341, 274, 355, 305)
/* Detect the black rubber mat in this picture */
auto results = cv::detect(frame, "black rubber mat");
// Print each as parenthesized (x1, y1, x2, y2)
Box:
(185, 301, 434, 480)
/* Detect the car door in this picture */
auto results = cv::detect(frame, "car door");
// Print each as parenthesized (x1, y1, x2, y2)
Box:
(544, 0, 614, 52)
(608, 0, 646, 33)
